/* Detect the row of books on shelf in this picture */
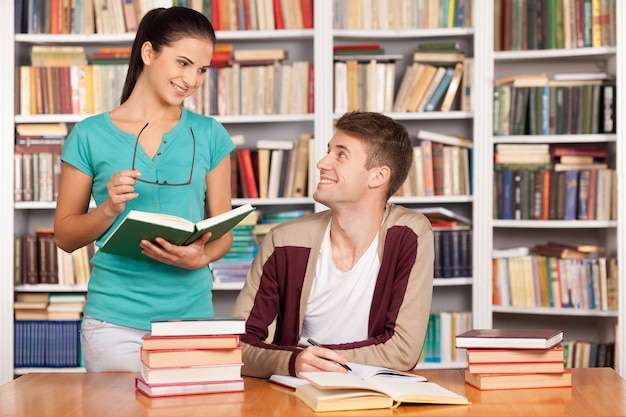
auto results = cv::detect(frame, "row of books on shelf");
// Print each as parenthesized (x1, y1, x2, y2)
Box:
(18, 60, 313, 118)
(14, 319, 82, 368)
(334, 44, 473, 114)
(18, 63, 129, 116)
(492, 243, 618, 311)
(14, 292, 86, 321)
(14, 230, 95, 287)
(421, 205, 473, 279)
(397, 131, 473, 198)
(418, 311, 472, 364)
(185, 59, 313, 117)
(14, 122, 68, 202)
(14, 145, 61, 203)
(494, 167, 616, 221)
(494, 143, 615, 220)
(418, 207, 473, 277)
(16, 0, 313, 35)
(211, 0, 314, 31)
(136, 317, 246, 398)
(230, 134, 313, 199)
(494, 0, 616, 51)
(493, 73, 616, 136)
(333, 0, 471, 30)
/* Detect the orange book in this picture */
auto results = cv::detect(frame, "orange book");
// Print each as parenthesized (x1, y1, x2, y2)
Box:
(420, 140, 434, 196)
(464, 369, 572, 390)
(466, 344, 565, 364)
(467, 360, 564, 374)
(142, 334, 240, 351)
(140, 346, 242, 368)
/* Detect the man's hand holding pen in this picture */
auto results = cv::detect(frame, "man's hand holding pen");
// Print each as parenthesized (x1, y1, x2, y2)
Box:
(294, 338, 352, 377)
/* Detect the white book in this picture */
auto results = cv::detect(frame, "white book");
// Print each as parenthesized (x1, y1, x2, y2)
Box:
(334, 62, 348, 114)
(267, 149, 284, 199)
(417, 130, 473, 149)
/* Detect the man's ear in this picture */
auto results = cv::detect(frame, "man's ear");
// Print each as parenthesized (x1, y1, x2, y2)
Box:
(370, 165, 391, 189)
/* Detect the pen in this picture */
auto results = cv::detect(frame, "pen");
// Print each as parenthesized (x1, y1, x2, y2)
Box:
(307, 338, 352, 371)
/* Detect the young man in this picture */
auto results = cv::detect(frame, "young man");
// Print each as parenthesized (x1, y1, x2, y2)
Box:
(233, 111, 434, 378)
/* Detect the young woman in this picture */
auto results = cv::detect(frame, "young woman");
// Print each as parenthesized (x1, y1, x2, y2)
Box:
(54, 7, 235, 372)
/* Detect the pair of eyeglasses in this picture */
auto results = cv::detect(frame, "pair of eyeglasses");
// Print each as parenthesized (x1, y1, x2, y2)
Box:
(131, 122, 196, 186)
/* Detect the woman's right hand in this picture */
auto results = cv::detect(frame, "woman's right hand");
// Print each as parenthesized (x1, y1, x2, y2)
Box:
(104, 169, 142, 216)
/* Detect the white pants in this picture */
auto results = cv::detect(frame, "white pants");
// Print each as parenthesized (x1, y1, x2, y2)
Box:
(80, 316, 148, 372)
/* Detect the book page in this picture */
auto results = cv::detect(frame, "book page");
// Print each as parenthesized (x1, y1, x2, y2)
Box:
(370, 379, 470, 405)
(299, 372, 387, 395)
(348, 363, 427, 382)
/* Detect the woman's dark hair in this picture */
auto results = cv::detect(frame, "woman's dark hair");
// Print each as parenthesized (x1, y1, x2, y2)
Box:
(120, 7, 216, 104)
(334, 111, 413, 200)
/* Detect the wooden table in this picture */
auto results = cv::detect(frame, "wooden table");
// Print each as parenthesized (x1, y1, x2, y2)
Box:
(1, 368, 625, 416)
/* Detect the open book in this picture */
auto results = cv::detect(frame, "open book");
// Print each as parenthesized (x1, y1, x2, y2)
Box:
(269, 362, 426, 389)
(100, 204, 255, 261)
(295, 371, 470, 412)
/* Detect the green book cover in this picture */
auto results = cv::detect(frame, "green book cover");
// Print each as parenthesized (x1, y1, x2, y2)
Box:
(100, 204, 255, 262)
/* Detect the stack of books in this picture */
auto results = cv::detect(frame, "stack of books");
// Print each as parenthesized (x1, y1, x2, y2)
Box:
(135, 318, 246, 398)
(456, 328, 572, 390)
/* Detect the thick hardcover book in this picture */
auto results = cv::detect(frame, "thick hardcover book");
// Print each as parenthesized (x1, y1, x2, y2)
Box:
(150, 317, 245, 337)
(100, 204, 255, 262)
(141, 361, 243, 385)
(140, 346, 242, 368)
(295, 371, 469, 412)
(467, 360, 564, 374)
(455, 328, 564, 349)
(466, 344, 565, 363)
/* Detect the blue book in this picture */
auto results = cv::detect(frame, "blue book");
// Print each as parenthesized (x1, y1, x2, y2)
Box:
(563, 169, 579, 220)
(425, 67, 455, 112)
(454, 0, 468, 27)
(577, 170, 591, 220)
(501, 170, 514, 220)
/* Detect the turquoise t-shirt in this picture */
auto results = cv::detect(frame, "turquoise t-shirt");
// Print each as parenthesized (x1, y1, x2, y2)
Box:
(61, 108, 235, 330)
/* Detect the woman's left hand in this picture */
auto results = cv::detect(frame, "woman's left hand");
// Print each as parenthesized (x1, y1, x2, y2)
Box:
(139, 232, 212, 269)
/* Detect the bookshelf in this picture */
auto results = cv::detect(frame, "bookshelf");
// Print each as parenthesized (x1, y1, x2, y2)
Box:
(1, 0, 624, 384)
(480, 0, 625, 377)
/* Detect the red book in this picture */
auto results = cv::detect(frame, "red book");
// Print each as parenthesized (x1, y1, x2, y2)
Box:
(500, 0, 511, 50)
(552, 146, 607, 158)
(431, 142, 445, 196)
(273, 0, 284, 29)
(307, 63, 314, 113)
(333, 43, 382, 51)
(237, 149, 259, 198)
(541, 170, 551, 220)
(135, 376, 244, 397)
(587, 169, 597, 220)
(211, 0, 221, 30)
(300, 0, 313, 28)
